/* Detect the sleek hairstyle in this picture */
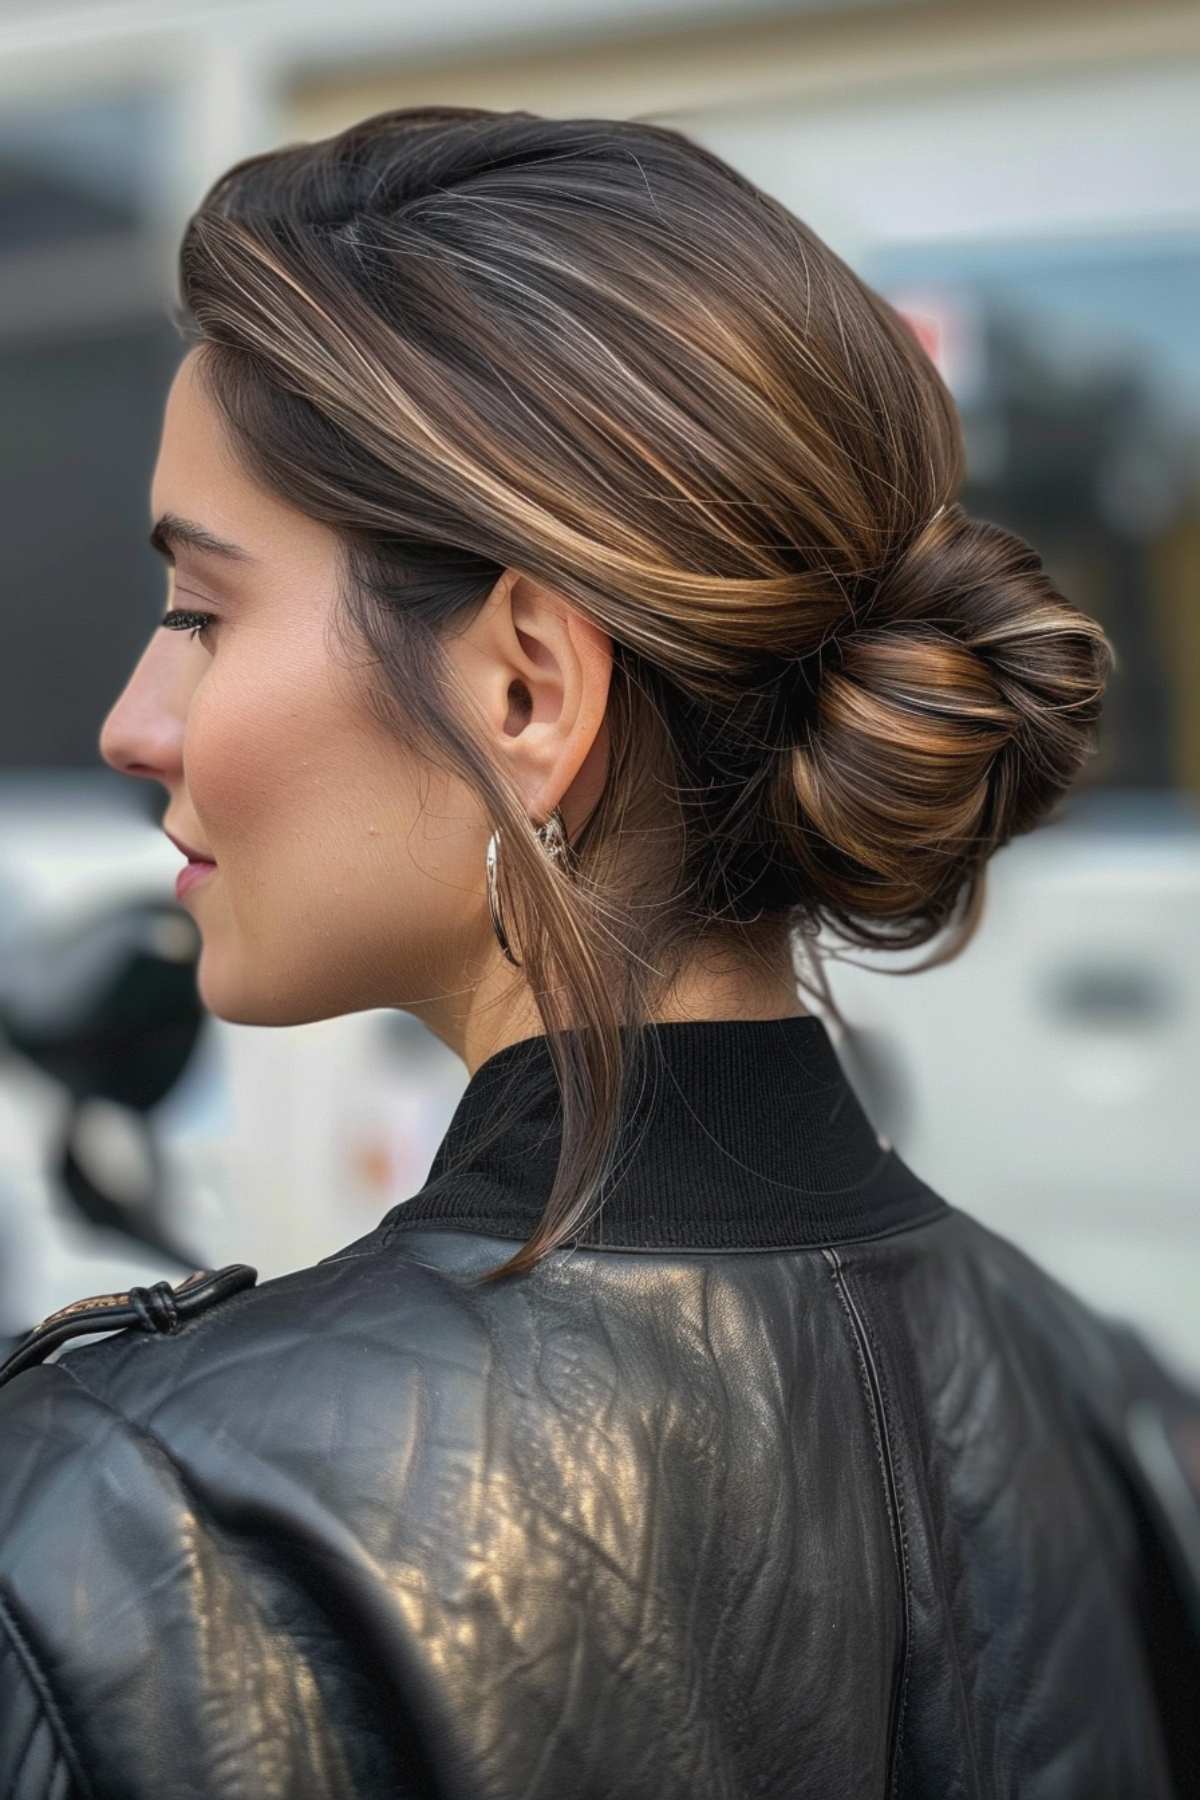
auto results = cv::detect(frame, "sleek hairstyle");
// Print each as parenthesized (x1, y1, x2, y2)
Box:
(174, 105, 1113, 1283)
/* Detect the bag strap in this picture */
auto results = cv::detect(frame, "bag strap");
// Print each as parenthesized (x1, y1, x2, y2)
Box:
(0, 1263, 258, 1388)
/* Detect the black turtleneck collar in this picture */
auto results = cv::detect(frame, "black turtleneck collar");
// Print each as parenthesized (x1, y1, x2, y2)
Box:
(378, 1014, 949, 1254)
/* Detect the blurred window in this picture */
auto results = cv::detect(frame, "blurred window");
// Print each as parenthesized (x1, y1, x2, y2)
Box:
(872, 234, 1200, 802)
(0, 89, 180, 790)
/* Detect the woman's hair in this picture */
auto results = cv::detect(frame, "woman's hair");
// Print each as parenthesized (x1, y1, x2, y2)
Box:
(174, 105, 1113, 1283)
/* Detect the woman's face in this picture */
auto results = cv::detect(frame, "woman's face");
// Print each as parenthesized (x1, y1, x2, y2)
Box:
(99, 349, 611, 1062)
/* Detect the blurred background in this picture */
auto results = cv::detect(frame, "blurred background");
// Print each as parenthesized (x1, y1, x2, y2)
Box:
(0, 0, 1196, 1372)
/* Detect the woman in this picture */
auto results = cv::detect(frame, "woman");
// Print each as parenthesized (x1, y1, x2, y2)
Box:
(1, 106, 1196, 1800)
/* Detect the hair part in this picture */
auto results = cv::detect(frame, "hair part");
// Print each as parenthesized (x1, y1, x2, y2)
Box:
(173, 105, 1114, 1283)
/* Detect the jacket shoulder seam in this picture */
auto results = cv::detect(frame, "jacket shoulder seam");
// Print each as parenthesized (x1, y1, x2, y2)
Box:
(0, 1589, 94, 1800)
(49, 1359, 251, 1590)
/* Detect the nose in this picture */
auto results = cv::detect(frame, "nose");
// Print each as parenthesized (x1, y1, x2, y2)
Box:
(98, 628, 191, 786)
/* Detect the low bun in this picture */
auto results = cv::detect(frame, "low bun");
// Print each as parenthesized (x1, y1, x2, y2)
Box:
(782, 501, 1115, 952)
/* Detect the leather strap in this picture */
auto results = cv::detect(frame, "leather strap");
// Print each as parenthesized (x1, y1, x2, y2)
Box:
(0, 1264, 258, 1389)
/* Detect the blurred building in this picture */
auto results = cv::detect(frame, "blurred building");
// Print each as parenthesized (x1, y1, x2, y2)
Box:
(1, 1, 1197, 1368)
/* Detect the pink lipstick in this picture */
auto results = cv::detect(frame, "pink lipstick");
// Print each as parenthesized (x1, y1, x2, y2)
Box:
(175, 860, 217, 900)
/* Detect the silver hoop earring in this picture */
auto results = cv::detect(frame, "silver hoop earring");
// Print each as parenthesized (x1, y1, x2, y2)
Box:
(485, 804, 572, 968)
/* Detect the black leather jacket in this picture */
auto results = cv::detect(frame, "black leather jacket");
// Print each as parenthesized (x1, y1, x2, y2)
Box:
(1, 1015, 1198, 1799)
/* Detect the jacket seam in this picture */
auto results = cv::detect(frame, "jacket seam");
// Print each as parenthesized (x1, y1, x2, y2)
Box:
(362, 1200, 953, 1261)
(0, 1589, 94, 1800)
(855, 1262, 988, 1800)
(822, 1246, 912, 1800)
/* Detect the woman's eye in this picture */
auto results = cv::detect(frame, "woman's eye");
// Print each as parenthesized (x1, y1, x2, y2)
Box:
(160, 608, 217, 645)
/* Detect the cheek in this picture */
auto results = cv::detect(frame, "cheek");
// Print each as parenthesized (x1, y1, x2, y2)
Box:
(183, 663, 305, 849)
(181, 646, 412, 869)
(180, 636, 488, 972)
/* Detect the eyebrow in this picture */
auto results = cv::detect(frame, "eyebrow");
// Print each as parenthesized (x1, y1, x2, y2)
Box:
(148, 512, 255, 565)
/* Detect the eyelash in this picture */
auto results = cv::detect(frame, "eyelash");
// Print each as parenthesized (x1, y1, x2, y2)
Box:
(160, 607, 216, 644)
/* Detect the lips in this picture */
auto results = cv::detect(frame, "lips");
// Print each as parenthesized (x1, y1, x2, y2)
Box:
(164, 828, 216, 865)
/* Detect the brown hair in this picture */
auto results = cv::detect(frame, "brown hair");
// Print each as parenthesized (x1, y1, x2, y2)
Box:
(173, 105, 1113, 1283)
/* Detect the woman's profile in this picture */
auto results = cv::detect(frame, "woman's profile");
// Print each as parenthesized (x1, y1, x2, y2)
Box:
(1, 105, 1197, 1799)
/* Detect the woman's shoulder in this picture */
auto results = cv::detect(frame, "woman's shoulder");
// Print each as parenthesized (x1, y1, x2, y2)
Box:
(0, 1233, 499, 1799)
(0, 1231, 501, 1642)
(0, 1227, 493, 1433)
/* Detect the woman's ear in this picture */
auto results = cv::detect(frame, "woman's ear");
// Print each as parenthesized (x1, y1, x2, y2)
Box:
(446, 568, 613, 830)
(509, 572, 613, 834)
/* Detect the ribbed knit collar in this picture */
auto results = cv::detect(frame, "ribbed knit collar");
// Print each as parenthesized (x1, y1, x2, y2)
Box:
(380, 1013, 949, 1253)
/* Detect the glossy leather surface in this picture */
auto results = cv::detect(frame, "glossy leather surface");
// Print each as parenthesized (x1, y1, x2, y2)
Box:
(1, 1206, 1198, 1799)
